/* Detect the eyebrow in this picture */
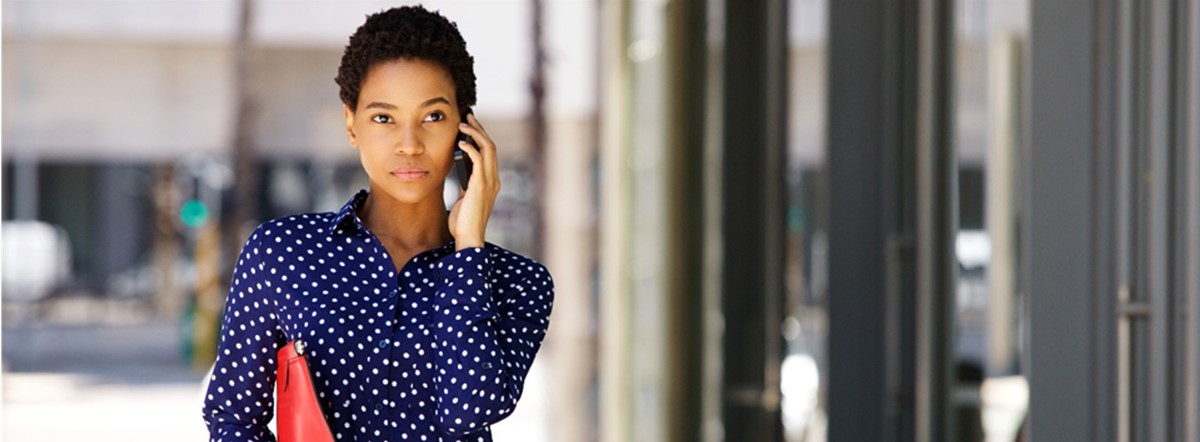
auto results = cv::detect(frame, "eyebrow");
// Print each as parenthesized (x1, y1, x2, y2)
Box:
(362, 97, 451, 111)
(420, 97, 452, 108)
(363, 101, 397, 111)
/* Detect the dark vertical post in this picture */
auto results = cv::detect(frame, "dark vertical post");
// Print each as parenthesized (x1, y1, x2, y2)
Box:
(720, 0, 788, 439)
(227, 0, 258, 272)
(1179, 3, 1200, 440)
(529, 0, 547, 261)
(663, 0, 707, 439)
(1027, 0, 1104, 440)
(204, 0, 256, 369)
(827, 0, 913, 439)
(913, 0, 956, 439)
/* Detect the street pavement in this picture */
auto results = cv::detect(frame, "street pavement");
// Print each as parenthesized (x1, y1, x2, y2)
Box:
(2, 320, 208, 441)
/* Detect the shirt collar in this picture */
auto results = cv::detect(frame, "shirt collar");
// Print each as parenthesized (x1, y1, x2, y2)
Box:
(327, 189, 370, 235)
(325, 190, 463, 259)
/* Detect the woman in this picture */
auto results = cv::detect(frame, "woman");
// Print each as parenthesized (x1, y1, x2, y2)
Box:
(202, 6, 554, 441)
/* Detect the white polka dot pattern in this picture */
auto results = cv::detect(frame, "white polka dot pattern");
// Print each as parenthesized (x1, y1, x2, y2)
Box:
(202, 190, 555, 441)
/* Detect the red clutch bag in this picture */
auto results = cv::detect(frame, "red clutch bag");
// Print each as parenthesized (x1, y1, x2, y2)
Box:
(276, 339, 335, 442)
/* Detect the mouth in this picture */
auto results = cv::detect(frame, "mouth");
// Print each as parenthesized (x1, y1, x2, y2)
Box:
(390, 168, 430, 181)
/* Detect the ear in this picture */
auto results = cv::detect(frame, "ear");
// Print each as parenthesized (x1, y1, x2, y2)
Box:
(343, 104, 358, 148)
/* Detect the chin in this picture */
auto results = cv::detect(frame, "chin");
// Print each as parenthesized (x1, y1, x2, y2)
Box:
(376, 182, 444, 205)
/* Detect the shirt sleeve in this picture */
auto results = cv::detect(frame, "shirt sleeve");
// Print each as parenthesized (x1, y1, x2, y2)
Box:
(202, 225, 285, 442)
(431, 247, 555, 436)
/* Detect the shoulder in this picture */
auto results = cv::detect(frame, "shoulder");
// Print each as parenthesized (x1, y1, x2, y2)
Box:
(252, 212, 338, 241)
(240, 212, 338, 251)
(234, 212, 338, 263)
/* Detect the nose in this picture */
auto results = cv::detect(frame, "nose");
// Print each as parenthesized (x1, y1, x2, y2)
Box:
(393, 123, 425, 156)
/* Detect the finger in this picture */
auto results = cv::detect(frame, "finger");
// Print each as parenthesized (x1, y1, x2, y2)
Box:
(458, 124, 498, 181)
(467, 114, 498, 166)
(458, 139, 485, 183)
(457, 122, 495, 154)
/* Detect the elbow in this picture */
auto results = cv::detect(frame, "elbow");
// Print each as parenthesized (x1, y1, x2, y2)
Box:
(205, 420, 275, 442)
(203, 403, 275, 441)
(438, 392, 519, 435)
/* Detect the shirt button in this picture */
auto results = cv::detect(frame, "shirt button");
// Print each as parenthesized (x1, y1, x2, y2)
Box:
(482, 362, 493, 369)
(375, 402, 384, 412)
(378, 339, 390, 349)
(388, 289, 398, 299)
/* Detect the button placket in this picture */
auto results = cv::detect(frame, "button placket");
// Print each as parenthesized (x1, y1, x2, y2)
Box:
(389, 316, 428, 412)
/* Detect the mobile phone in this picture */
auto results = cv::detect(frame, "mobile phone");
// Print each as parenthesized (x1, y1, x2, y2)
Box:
(453, 108, 475, 190)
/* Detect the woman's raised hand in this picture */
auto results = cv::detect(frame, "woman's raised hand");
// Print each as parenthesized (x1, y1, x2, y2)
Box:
(448, 112, 500, 250)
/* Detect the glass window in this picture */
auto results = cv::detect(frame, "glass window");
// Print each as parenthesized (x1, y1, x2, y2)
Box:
(783, 1, 828, 440)
(952, 0, 1029, 440)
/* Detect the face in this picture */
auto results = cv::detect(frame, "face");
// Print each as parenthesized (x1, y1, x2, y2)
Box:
(344, 58, 462, 205)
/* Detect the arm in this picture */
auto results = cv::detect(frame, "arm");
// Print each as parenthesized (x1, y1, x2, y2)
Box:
(431, 247, 554, 435)
(202, 225, 284, 442)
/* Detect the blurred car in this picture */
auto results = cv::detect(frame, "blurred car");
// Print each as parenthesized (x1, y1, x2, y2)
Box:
(104, 258, 196, 300)
(2, 220, 73, 303)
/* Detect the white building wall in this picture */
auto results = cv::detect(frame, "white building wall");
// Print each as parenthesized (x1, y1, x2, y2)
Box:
(2, 0, 597, 162)
(3, 42, 235, 160)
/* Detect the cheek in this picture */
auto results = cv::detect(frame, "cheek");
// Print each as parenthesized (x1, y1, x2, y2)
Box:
(361, 125, 394, 145)
(430, 132, 457, 161)
(431, 150, 454, 177)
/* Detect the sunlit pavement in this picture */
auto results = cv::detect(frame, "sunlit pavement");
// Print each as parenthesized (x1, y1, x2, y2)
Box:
(4, 372, 209, 441)
(2, 320, 208, 441)
(1, 318, 548, 441)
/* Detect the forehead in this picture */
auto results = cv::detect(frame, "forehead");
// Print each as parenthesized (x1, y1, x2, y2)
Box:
(358, 58, 457, 107)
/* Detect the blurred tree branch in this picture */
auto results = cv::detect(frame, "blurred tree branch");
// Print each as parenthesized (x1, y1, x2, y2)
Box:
(227, 0, 259, 274)
(531, 0, 547, 261)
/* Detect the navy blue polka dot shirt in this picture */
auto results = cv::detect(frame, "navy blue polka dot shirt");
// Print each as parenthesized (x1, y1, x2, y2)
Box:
(203, 190, 554, 441)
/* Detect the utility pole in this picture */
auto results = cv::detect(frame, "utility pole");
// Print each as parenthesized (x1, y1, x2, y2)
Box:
(530, 0, 548, 262)
(227, 0, 259, 271)
(152, 164, 183, 318)
(194, 0, 256, 370)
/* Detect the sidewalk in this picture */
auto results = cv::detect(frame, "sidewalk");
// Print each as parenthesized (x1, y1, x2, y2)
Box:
(2, 320, 209, 441)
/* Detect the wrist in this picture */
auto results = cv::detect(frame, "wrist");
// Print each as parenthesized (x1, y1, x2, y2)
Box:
(455, 237, 484, 250)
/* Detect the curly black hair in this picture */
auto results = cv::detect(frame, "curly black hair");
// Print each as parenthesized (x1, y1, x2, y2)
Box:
(335, 6, 476, 113)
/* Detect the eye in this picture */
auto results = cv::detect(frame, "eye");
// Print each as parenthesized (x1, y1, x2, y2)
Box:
(371, 114, 392, 124)
(424, 111, 446, 123)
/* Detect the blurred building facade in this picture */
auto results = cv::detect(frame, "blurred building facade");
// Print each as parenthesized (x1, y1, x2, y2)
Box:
(598, 0, 1199, 441)
(4, 0, 1200, 441)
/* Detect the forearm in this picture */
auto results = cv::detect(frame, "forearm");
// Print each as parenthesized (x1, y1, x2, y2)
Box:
(430, 248, 552, 435)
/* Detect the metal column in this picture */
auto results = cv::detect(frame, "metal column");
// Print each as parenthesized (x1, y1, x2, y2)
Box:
(827, 0, 957, 440)
(719, 0, 788, 439)
(827, 0, 907, 439)
(1027, 1, 1109, 439)
(913, 0, 957, 439)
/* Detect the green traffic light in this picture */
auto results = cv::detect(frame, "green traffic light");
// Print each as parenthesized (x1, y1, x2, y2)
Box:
(180, 199, 209, 228)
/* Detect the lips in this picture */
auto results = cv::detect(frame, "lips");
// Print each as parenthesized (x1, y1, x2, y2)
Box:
(390, 167, 429, 181)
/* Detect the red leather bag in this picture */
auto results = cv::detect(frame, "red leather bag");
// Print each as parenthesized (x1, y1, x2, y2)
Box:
(276, 340, 335, 442)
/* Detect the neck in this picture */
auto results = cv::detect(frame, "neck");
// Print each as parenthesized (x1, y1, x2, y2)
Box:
(358, 185, 453, 251)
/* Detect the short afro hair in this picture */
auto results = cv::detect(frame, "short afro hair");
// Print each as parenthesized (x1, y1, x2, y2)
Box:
(335, 6, 476, 113)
